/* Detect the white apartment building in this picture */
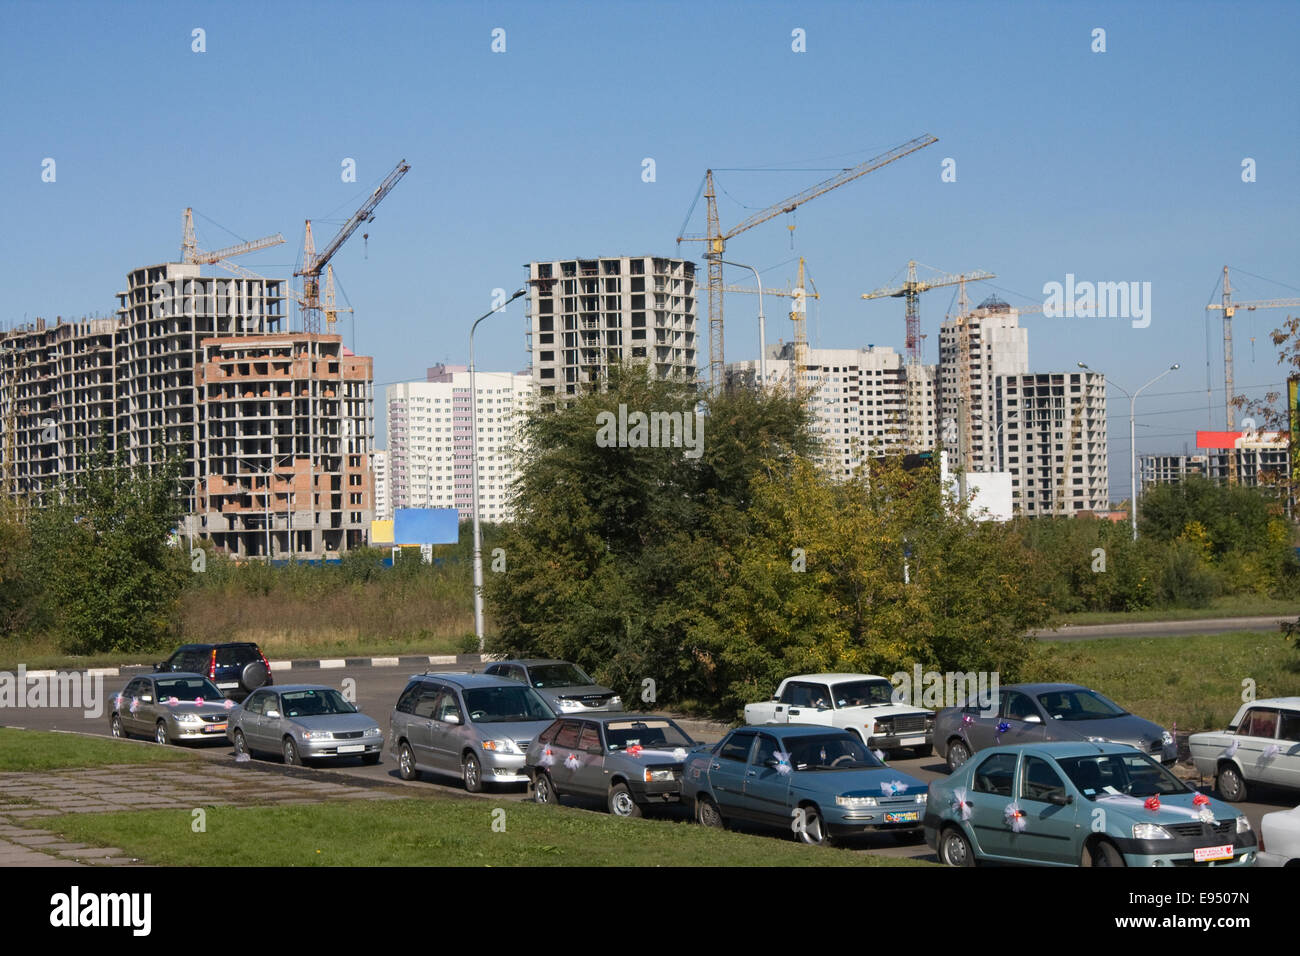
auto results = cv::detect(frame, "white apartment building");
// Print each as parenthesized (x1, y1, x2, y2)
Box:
(525, 256, 697, 404)
(939, 299, 1029, 472)
(728, 343, 935, 476)
(371, 449, 391, 520)
(386, 365, 532, 524)
(995, 371, 1109, 515)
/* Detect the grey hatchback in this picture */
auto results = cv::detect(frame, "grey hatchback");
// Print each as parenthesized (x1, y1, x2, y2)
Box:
(526, 714, 702, 817)
(389, 672, 557, 792)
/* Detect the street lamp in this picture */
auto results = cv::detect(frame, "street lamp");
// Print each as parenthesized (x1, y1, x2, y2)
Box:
(470, 286, 528, 651)
(719, 259, 766, 388)
(988, 410, 1019, 471)
(1079, 361, 1179, 539)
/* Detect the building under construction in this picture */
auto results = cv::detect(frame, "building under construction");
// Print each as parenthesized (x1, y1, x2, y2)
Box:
(1, 260, 375, 559)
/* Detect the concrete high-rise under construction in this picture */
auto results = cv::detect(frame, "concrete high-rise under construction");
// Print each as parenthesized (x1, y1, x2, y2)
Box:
(1, 260, 374, 559)
(525, 256, 697, 404)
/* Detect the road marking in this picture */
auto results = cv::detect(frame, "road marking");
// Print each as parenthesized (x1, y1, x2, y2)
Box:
(370, 657, 399, 667)
(428, 655, 456, 665)
(318, 659, 346, 669)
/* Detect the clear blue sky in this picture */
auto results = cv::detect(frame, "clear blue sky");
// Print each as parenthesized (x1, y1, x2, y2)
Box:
(3, 0, 1297, 497)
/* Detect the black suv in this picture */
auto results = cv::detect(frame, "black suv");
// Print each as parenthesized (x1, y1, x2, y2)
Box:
(156, 643, 272, 702)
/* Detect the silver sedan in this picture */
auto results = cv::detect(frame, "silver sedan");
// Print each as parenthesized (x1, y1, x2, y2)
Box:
(109, 673, 237, 745)
(228, 684, 384, 766)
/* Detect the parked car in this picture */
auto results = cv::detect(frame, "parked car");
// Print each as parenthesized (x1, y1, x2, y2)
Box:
(1188, 697, 1300, 802)
(482, 659, 623, 713)
(526, 714, 702, 817)
(1258, 804, 1300, 867)
(926, 741, 1256, 867)
(389, 672, 556, 792)
(682, 724, 928, 846)
(933, 683, 1175, 773)
(743, 673, 934, 756)
(227, 684, 383, 766)
(156, 642, 272, 702)
(109, 673, 236, 745)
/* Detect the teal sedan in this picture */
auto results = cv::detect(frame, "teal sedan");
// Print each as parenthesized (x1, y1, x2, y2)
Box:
(682, 724, 928, 846)
(926, 741, 1257, 867)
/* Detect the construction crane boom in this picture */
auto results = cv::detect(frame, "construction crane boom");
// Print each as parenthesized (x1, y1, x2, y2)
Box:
(296, 159, 410, 334)
(677, 134, 937, 392)
(863, 260, 995, 366)
(724, 258, 819, 398)
(181, 208, 285, 264)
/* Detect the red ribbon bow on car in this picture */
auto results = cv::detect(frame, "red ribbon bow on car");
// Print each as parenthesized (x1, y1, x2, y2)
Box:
(1193, 793, 1209, 806)
(626, 745, 643, 756)
(1144, 795, 1161, 810)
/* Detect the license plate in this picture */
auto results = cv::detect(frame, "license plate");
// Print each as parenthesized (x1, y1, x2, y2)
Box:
(884, 811, 918, 823)
(217, 682, 238, 690)
(900, 736, 926, 746)
(337, 744, 365, 754)
(204, 723, 227, 733)
(1194, 844, 1233, 862)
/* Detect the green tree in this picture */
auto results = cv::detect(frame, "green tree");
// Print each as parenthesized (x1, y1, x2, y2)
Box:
(29, 441, 189, 653)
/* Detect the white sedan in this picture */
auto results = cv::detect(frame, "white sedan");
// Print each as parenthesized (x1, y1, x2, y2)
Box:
(1188, 697, 1300, 802)
(1259, 805, 1300, 867)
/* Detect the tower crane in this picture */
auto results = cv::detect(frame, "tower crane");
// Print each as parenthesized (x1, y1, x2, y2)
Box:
(722, 257, 819, 396)
(862, 261, 995, 366)
(181, 208, 285, 273)
(296, 159, 410, 334)
(677, 134, 938, 392)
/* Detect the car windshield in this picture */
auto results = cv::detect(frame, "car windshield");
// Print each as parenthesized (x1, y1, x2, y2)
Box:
(832, 679, 896, 707)
(464, 685, 554, 722)
(280, 689, 357, 718)
(1057, 752, 1190, 800)
(528, 663, 594, 688)
(1036, 689, 1128, 721)
(787, 735, 884, 771)
(605, 719, 693, 751)
(155, 677, 224, 702)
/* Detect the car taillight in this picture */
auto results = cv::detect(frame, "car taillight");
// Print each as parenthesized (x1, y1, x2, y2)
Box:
(260, 652, 271, 674)
(208, 650, 217, 679)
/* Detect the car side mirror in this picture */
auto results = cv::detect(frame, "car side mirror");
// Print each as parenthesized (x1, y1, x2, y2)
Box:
(1048, 792, 1072, 806)
(444, 713, 461, 725)
(1024, 714, 1043, 724)
(764, 758, 779, 769)
(140, 695, 153, 703)
(266, 709, 280, 719)
(155, 661, 167, 671)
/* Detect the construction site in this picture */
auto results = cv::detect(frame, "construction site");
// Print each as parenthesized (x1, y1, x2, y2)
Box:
(0, 161, 410, 559)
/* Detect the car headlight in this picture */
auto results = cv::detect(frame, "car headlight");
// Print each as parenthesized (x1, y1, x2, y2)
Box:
(300, 729, 332, 740)
(1132, 823, 1172, 840)
(915, 793, 928, 804)
(176, 713, 203, 724)
(645, 768, 674, 782)
(556, 699, 583, 711)
(1161, 731, 1174, 746)
(482, 739, 519, 754)
(836, 795, 879, 808)
(364, 726, 383, 737)
(876, 722, 893, 734)
(609, 696, 622, 706)
(1236, 816, 1252, 834)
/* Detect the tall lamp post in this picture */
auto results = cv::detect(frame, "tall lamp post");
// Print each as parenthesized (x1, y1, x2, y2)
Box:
(471, 286, 528, 650)
(1079, 361, 1178, 540)
(719, 259, 766, 388)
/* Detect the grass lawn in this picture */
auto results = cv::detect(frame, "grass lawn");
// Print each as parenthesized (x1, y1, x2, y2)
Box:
(1028, 631, 1300, 731)
(0, 728, 198, 771)
(1055, 594, 1300, 627)
(36, 798, 929, 867)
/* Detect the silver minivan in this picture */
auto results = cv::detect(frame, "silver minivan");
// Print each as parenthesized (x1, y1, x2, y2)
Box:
(389, 672, 557, 792)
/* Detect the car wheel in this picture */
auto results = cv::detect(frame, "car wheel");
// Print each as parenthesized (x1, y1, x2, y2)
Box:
(696, 795, 725, 829)
(946, 739, 971, 773)
(1216, 764, 1247, 803)
(397, 742, 420, 781)
(1083, 838, 1126, 867)
(155, 720, 170, 746)
(940, 825, 975, 867)
(239, 660, 268, 694)
(798, 805, 833, 847)
(110, 714, 126, 739)
(534, 772, 557, 805)
(283, 736, 301, 766)
(462, 752, 483, 793)
(912, 743, 933, 758)
(608, 783, 642, 818)
(233, 729, 249, 758)
(362, 753, 381, 766)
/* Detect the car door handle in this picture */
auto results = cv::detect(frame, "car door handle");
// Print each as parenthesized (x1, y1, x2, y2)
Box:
(746, 770, 757, 777)
(711, 762, 721, 770)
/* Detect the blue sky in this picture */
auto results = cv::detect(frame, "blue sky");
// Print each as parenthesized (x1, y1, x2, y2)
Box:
(2, 0, 1297, 496)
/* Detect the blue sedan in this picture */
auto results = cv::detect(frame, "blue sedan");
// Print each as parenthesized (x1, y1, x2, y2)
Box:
(926, 741, 1257, 867)
(682, 724, 928, 846)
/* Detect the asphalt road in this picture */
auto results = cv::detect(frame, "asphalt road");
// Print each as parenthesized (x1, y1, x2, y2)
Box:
(1030, 616, 1290, 641)
(3, 660, 1294, 864)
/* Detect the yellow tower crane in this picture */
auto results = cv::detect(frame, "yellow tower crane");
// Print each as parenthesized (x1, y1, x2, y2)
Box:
(722, 257, 819, 396)
(677, 135, 938, 393)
